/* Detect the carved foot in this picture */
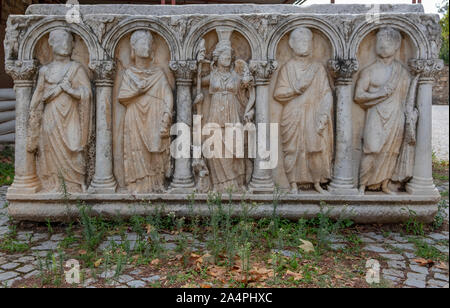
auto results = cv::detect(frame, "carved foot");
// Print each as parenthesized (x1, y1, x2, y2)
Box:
(314, 183, 329, 194)
(358, 185, 366, 195)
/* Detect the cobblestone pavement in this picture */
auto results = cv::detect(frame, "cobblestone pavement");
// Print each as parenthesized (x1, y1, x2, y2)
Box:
(432, 105, 449, 161)
(0, 186, 448, 288)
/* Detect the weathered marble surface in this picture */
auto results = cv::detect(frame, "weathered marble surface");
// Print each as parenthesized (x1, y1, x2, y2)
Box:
(3, 4, 444, 222)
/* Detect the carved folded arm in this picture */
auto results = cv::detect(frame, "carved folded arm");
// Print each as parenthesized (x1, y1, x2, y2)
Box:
(354, 70, 389, 108)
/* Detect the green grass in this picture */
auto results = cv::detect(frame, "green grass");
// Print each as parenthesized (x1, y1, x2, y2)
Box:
(0, 146, 14, 186)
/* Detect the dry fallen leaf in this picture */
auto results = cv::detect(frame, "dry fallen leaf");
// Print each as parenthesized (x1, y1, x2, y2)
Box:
(285, 270, 303, 281)
(151, 259, 160, 266)
(413, 258, 434, 267)
(200, 283, 212, 288)
(435, 262, 448, 270)
(78, 250, 87, 255)
(94, 258, 103, 268)
(299, 239, 315, 253)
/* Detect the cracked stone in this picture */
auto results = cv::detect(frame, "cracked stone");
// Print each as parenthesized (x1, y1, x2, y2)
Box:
(118, 275, 134, 283)
(435, 245, 449, 253)
(31, 241, 58, 251)
(383, 274, 401, 283)
(404, 278, 426, 288)
(391, 243, 416, 251)
(427, 279, 449, 288)
(24, 270, 40, 279)
(428, 233, 449, 241)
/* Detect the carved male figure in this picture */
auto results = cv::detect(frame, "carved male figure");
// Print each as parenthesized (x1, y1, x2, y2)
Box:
(274, 27, 333, 194)
(354, 27, 411, 195)
(118, 30, 173, 193)
(28, 29, 92, 193)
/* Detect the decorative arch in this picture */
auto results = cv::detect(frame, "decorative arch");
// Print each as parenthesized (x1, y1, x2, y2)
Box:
(184, 16, 263, 60)
(18, 17, 101, 66)
(102, 17, 181, 61)
(348, 16, 429, 60)
(267, 16, 345, 61)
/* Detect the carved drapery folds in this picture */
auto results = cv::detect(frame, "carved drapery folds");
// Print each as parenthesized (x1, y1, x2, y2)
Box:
(4, 4, 442, 208)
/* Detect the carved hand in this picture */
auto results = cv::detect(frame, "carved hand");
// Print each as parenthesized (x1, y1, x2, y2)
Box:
(316, 115, 328, 134)
(244, 109, 255, 123)
(61, 81, 81, 100)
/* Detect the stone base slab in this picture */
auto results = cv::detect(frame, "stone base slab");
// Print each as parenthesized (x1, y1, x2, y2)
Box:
(7, 193, 439, 223)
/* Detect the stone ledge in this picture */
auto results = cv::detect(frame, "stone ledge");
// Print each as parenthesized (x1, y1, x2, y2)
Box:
(26, 4, 425, 16)
(7, 193, 439, 223)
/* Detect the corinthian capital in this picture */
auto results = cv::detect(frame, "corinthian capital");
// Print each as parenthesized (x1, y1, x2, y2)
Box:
(169, 60, 197, 80)
(249, 59, 278, 82)
(90, 60, 116, 81)
(328, 58, 359, 80)
(5, 60, 38, 81)
(409, 58, 444, 78)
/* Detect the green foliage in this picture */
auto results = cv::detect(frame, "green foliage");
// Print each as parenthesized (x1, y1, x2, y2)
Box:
(0, 146, 14, 186)
(439, 1, 449, 64)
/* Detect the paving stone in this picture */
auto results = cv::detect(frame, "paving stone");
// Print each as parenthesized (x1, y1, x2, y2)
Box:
(99, 270, 115, 279)
(404, 277, 426, 288)
(31, 233, 49, 242)
(0, 262, 19, 270)
(404, 252, 418, 259)
(142, 275, 160, 283)
(163, 243, 177, 251)
(387, 260, 406, 270)
(409, 264, 429, 275)
(82, 278, 98, 287)
(382, 268, 404, 278)
(435, 245, 449, 254)
(118, 275, 134, 283)
(16, 256, 35, 263)
(24, 270, 40, 279)
(50, 234, 65, 241)
(427, 279, 449, 288)
(434, 273, 449, 282)
(391, 243, 416, 251)
(16, 264, 35, 274)
(127, 280, 146, 288)
(31, 241, 58, 251)
(392, 235, 409, 243)
(380, 253, 404, 261)
(4, 277, 22, 287)
(272, 249, 298, 257)
(364, 233, 385, 242)
(130, 269, 142, 276)
(0, 271, 19, 282)
(363, 245, 388, 253)
(359, 236, 376, 243)
(407, 272, 427, 281)
(428, 233, 449, 241)
(383, 274, 401, 283)
(329, 244, 347, 251)
(325, 235, 345, 243)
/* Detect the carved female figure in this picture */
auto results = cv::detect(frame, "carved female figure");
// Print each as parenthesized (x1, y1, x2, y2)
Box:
(200, 28, 253, 192)
(118, 30, 173, 193)
(274, 27, 333, 194)
(354, 27, 412, 195)
(28, 29, 92, 193)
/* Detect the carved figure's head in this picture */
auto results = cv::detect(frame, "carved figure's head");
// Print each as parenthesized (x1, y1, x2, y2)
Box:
(213, 41, 233, 68)
(289, 27, 313, 57)
(376, 27, 402, 58)
(49, 29, 74, 57)
(130, 30, 153, 60)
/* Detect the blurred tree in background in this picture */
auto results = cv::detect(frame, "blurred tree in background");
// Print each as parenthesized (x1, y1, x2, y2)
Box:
(439, 0, 449, 64)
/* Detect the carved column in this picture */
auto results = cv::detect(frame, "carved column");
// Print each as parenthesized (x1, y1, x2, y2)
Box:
(5, 60, 41, 194)
(248, 60, 278, 194)
(327, 59, 359, 195)
(406, 59, 444, 195)
(169, 60, 197, 192)
(88, 60, 117, 193)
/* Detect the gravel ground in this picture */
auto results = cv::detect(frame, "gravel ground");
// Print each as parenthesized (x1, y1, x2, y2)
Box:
(432, 105, 449, 161)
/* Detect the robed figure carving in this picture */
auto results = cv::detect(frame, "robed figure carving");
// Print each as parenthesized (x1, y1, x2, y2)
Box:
(118, 30, 173, 193)
(274, 27, 333, 194)
(354, 27, 416, 195)
(198, 28, 254, 192)
(28, 30, 92, 193)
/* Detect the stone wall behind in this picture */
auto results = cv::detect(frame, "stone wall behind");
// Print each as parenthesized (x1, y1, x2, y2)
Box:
(433, 64, 449, 105)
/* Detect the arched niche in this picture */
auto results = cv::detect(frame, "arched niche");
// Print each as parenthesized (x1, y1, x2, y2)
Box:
(269, 28, 333, 190)
(112, 31, 175, 190)
(351, 28, 417, 186)
(33, 32, 96, 186)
